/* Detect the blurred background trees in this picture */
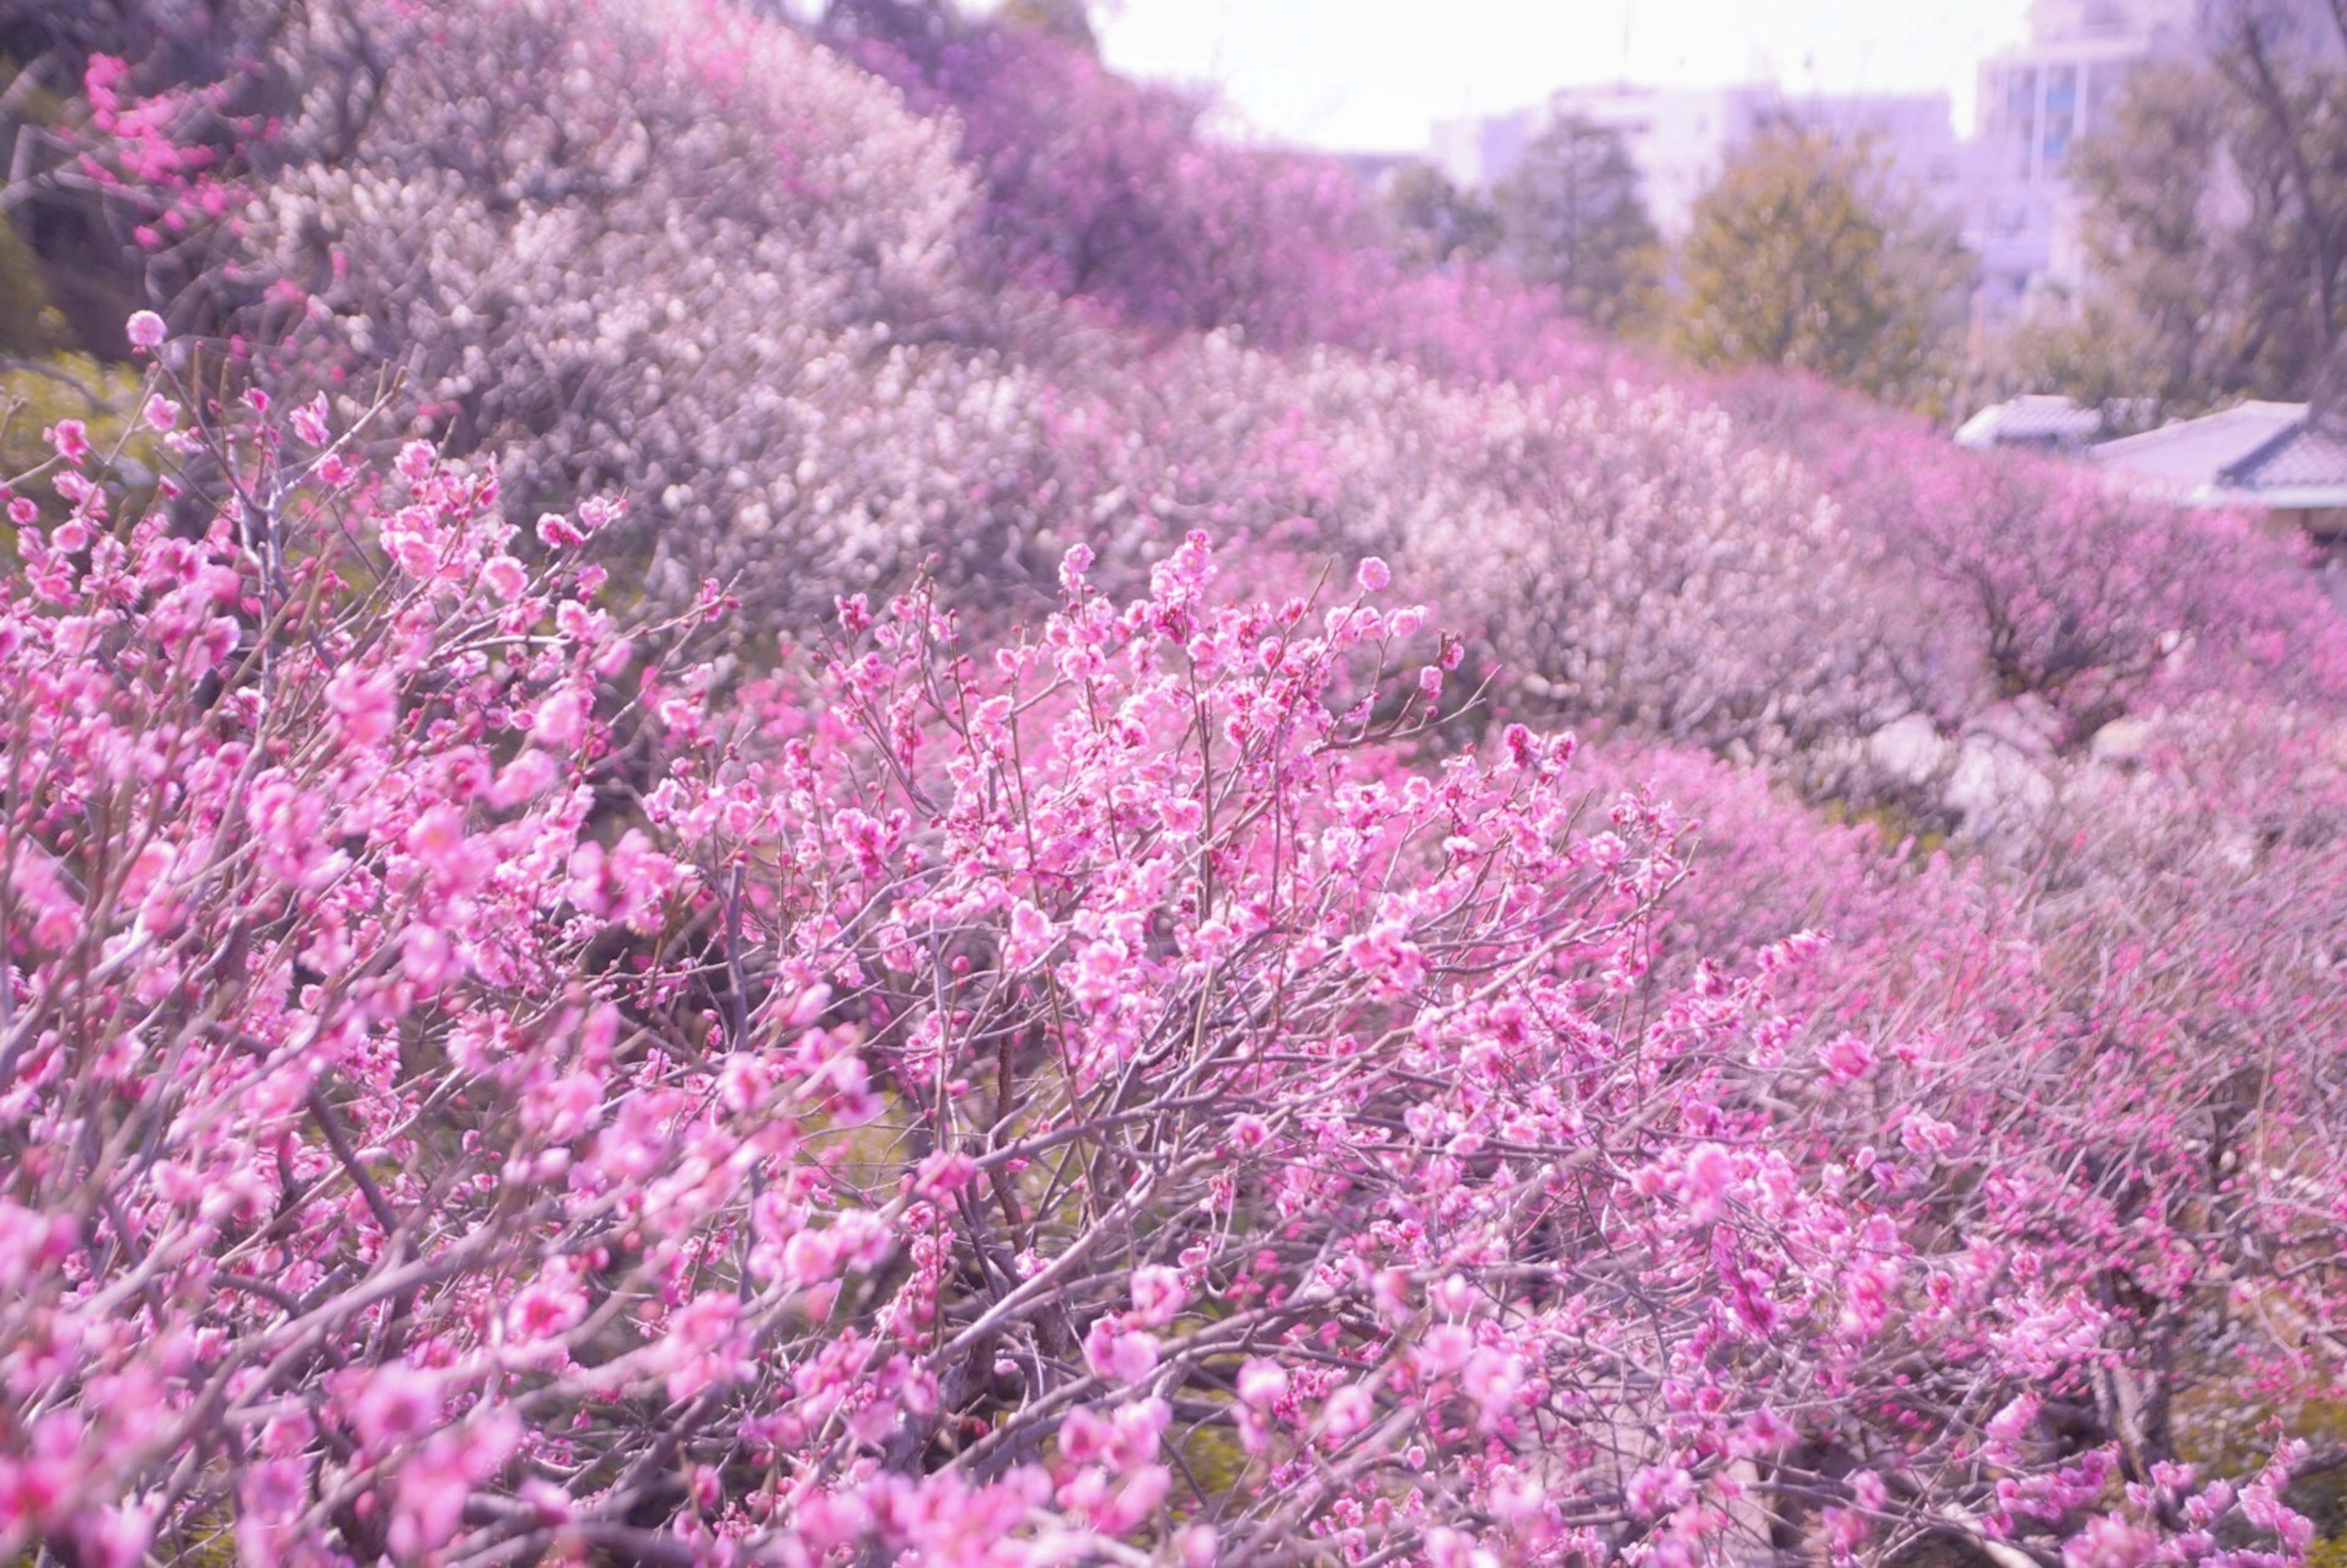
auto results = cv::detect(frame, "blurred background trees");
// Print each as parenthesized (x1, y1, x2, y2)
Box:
(2004, 0, 2347, 416)
(1493, 114, 1665, 335)
(1673, 125, 1972, 412)
(1379, 159, 1500, 268)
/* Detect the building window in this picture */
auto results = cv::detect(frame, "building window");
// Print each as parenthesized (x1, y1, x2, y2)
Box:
(2007, 67, 2038, 118)
(2047, 64, 2077, 123)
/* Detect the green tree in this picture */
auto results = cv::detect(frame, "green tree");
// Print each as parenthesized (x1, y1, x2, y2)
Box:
(1496, 115, 1662, 334)
(2058, 2, 2347, 412)
(1986, 295, 2167, 433)
(997, 0, 1098, 53)
(1675, 125, 1972, 412)
(1380, 159, 1500, 269)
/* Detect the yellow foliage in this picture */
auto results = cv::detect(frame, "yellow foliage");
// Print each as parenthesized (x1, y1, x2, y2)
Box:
(0, 354, 158, 557)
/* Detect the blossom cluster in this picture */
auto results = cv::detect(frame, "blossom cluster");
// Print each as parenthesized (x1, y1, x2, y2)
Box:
(1, 337, 2339, 1566)
(29, 0, 2347, 1559)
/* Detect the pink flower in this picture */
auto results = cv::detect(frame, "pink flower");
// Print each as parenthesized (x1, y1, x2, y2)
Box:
(1005, 899, 1055, 968)
(507, 1277, 587, 1343)
(1823, 1033, 1875, 1082)
(1071, 937, 1128, 1011)
(389, 1417, 515, 1561)
(489, 749, 560, 807)
(664, 1292, 746, 1401)
(290, 393, 331, 446)
(406, 804, 486, 895)
(781, 1229, 839, 1286)
(2063, 1514, 2159, 1568)
(125, 310, 166, 352)
(1341, 919, 1425, 998)
(1089, 1464, 1169, 1533)
(389, 530, 438, 578)
(914, 1151, 978, 1197)
(1625, 1464, 1692, 1520)
(1355, 555, 1390, 593)
(326, 664, 398, 747)
(1084, 1320, 1160, 1385)
(1683, 1143, 1737, 1225)
(349, 1365, 440, 1452)
(45, 420, 90, 465)
(1461, 1347, 1522, 1423)
(1321, 1383, 1373, 1438)
(1425, 1528, 1495, 1568)
(402, 923, 463, 990)
(1130, 1266, 1186, 1327)
(1236, 1359, 1288, 1409)
(531, 686, 587, 747)
(1059, 1405, 1112, 1465)
(1418, 1322, 1474, 1375)
(1111, 1334, 1161, 1385)
(480, 554, 529, 603)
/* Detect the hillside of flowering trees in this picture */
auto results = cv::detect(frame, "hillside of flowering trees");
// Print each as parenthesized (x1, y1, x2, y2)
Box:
(3, 0, 2345, 1563)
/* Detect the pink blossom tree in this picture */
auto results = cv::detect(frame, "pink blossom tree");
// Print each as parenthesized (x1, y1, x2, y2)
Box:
(7, 321, 2343, 1563)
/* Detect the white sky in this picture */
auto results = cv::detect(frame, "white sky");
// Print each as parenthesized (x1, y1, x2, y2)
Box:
(1087, 0, 2037, 152)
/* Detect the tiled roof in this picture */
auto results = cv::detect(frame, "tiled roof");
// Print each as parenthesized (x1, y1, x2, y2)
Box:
(2231, 417, 2347, 491)
(2089, 401, 2308, 488)
(1954, 395, 2103, 449)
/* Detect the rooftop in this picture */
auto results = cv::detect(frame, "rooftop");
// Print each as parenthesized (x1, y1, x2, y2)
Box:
(1955, 394, 2104, 450)
(2091, 401, 2347, 510)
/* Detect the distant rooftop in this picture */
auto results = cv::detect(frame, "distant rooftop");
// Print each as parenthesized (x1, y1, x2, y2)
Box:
(1955, 394, 2104, 450)
(2091, 401, 2347, 511)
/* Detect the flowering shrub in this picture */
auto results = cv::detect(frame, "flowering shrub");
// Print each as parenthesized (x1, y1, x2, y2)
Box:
(848, 18, 1374, 350)
(4, 327, 2341, 1566)
(1711, 372, 2347, 758)
(75, 0, 2347, 844)
(46, 23, 2347, 1562)
(68, 0, 1100, 629)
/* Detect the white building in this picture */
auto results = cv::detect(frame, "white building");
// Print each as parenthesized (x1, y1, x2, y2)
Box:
(1964, 0, 2197, 321)
(1433, 83, 1960, 237)
(1428, 109, 1537, 194)
(1537, 83, 1773, 235)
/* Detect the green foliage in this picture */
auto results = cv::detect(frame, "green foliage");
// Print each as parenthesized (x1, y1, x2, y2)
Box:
(1380, 159, 1500, 269)
(0, 353, 153, 549)
(0, 217, 66, 358)
(1983, 295, 2167, 434)
(996, 0, 1098, 53)
(2030, 5, 2347, 414)
(2175, 1383, 2347, 1550)
(2063, 65, 2246, 414)
(0, 53, 132, 364)
(1496, 115, 1662, 334)
(1673, 125, 1972, 414)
